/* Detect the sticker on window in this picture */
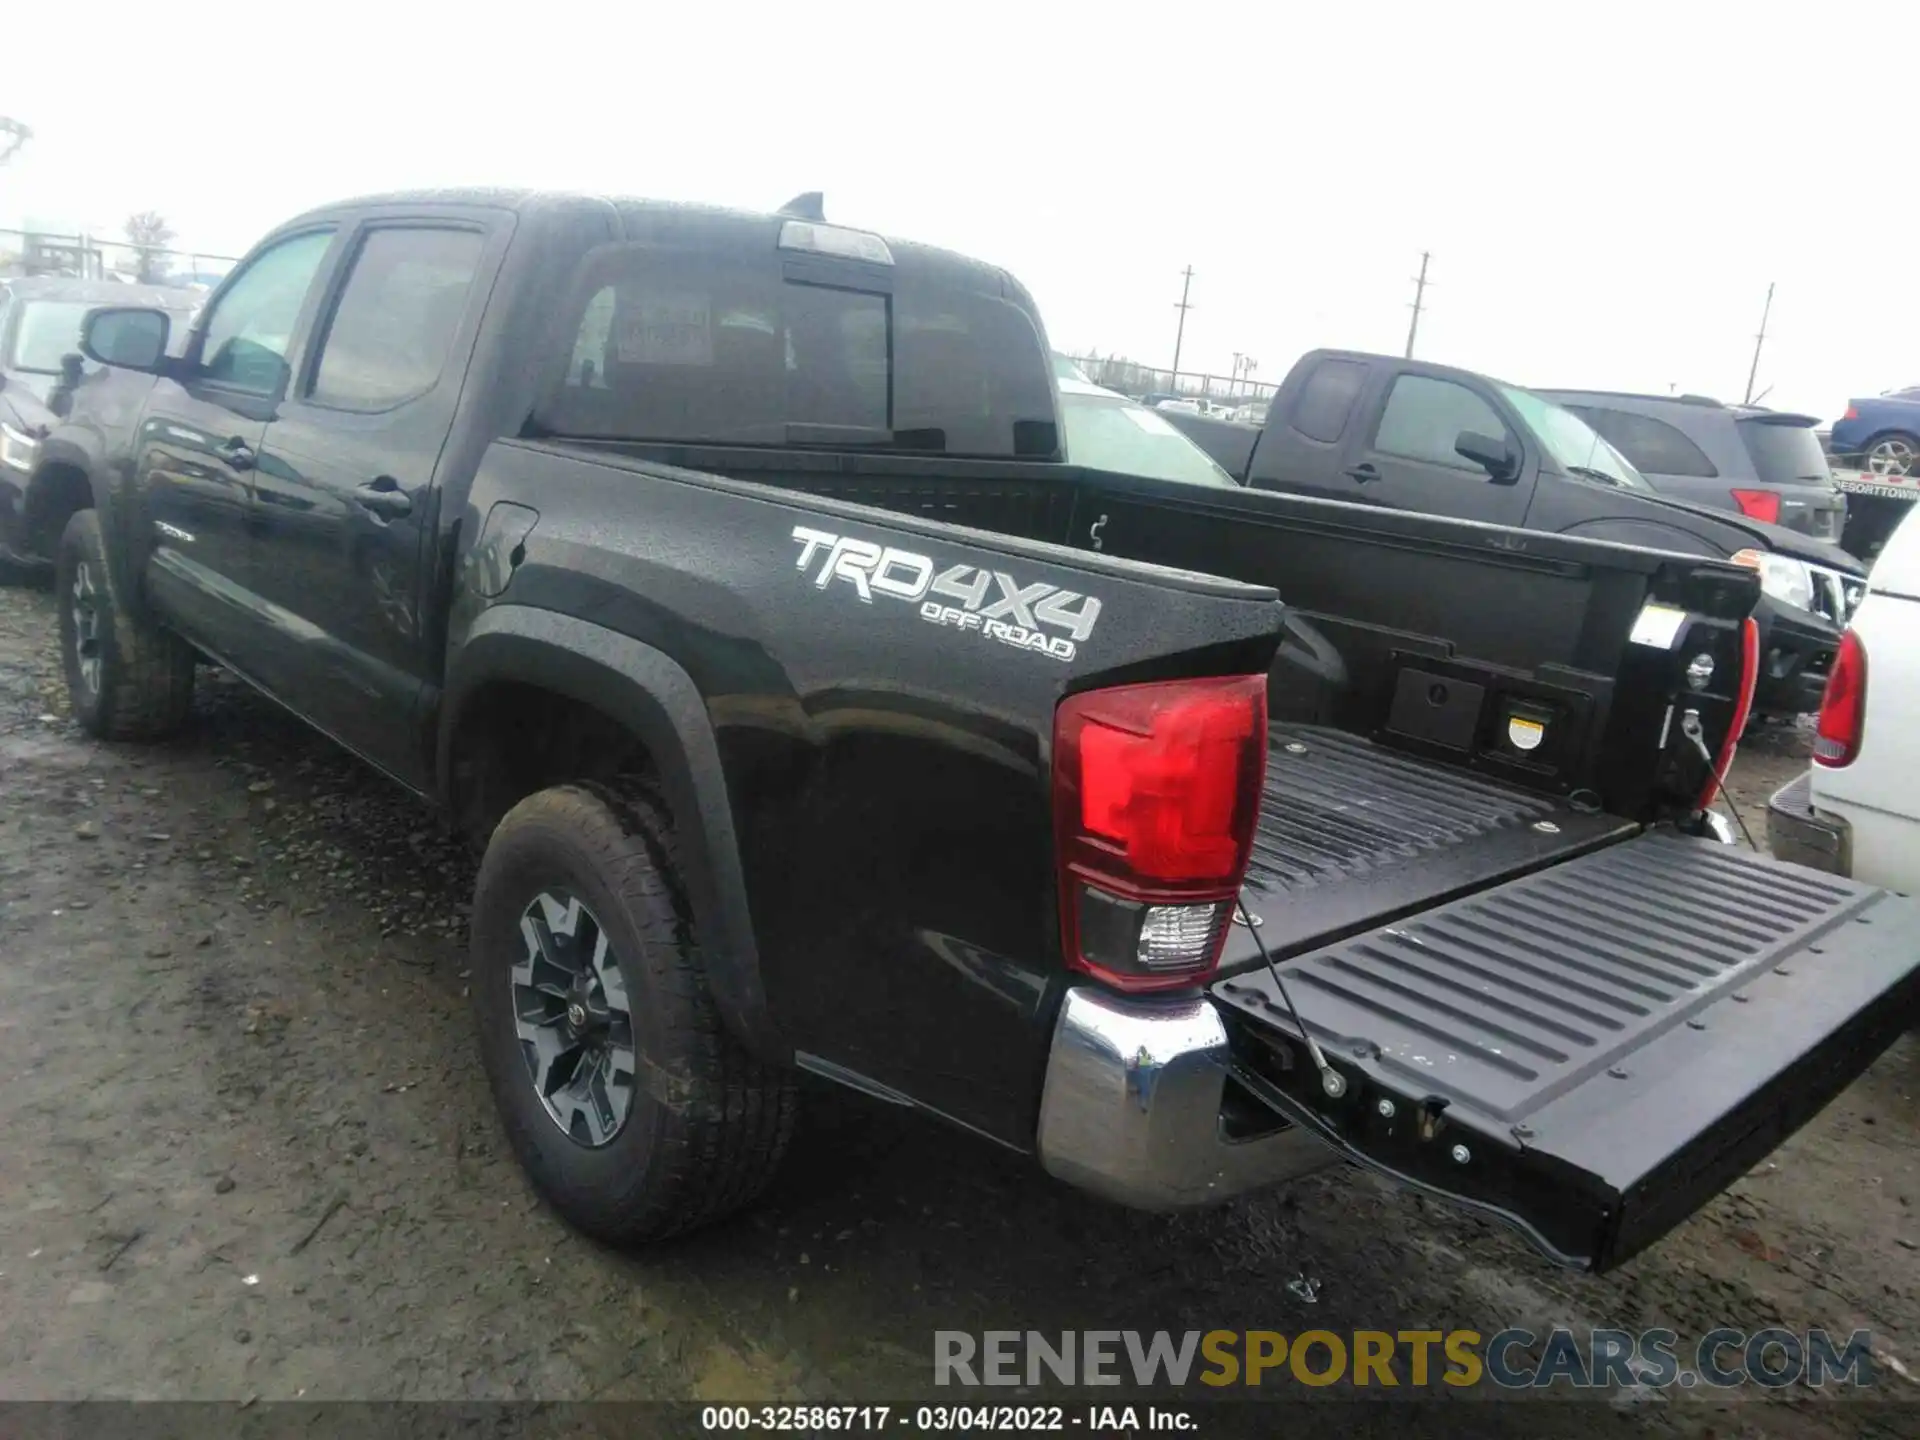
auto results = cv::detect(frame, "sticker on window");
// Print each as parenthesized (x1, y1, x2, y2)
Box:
(614, 291, 712, 367)
(1121, 406, 1178, 437)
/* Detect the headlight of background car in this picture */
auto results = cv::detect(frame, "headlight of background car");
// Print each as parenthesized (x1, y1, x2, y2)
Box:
(1730, 547, 1816, 612)
(0, 422, 42, 475)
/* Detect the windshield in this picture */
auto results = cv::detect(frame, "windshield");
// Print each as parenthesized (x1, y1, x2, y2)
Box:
(1502, 385, 1650, 489)
(1060, 388, 1238, 489)
(1052, 353, 1091, 383)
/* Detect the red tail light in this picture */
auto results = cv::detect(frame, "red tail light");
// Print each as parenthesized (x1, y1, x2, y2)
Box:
(1699, 617, 1760, 810)
(1844, 406, 1860, 421)
(1053, 675, 1267, 992)
(1813, 629, 1867, 768)
(1731, 489, 1782, 525)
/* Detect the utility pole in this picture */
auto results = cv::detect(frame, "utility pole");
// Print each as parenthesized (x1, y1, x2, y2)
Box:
(1230, 351, 1244, 396)
(1171, 266, 1195, 390)
(1743, 282, 1775, 406)
(1404, 251, 1432, 359)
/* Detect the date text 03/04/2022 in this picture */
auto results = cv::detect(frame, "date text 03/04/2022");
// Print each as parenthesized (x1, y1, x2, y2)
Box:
(699, 1405, 1194, 1432)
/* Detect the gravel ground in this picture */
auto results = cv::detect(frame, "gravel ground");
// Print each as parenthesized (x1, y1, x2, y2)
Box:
(1, 577, 1916, 1435)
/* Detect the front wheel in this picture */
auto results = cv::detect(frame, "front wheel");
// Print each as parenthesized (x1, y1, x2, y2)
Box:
(470, 781, 796, 1244)
(56, 509, 195, 740)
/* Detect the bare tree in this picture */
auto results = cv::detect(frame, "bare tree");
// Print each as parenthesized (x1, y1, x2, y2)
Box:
(125, 211, 175, 282)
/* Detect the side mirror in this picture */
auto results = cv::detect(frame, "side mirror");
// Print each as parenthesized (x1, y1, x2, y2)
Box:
(80, 307, 172, 372)
(1455, 429, 1519, 483)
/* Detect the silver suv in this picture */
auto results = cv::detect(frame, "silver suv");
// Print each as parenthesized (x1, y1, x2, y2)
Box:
(1534, 389, 1846, 543)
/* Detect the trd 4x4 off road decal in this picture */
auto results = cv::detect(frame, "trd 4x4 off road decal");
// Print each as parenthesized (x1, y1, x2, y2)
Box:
(791, 526, 1101, 662)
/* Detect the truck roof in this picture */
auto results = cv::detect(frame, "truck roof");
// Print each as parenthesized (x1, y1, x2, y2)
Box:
(275, 188, 1017, 295)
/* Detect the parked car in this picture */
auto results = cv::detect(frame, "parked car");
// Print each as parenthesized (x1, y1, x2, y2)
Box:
(1828, 387, 1920, 478)
(1161, 350, 1867, 719)
(41, 189, 1918, 1277)
(1534, 390, 1845, 544)
(1769, 502, 1920, 889)
(1055, 375, 1238, 489)
(0, 276, 198, 575)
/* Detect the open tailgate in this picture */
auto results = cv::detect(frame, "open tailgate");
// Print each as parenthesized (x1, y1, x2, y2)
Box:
(1214, 832, 1920, 1272)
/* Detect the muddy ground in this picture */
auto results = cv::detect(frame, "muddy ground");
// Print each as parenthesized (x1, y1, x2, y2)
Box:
(1, 577, 1916, 1437)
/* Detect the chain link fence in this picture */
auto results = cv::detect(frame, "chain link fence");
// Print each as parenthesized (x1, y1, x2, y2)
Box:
(1065, 353, 1277, 410)
(0, 228, 241, 289)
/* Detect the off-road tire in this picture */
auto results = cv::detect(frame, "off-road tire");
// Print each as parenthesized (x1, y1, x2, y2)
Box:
(56, 509, 195, 740)
(471, 780, 796, 1244)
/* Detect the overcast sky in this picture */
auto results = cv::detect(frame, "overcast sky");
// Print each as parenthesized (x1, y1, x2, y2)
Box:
(4, 0, 1911, 419)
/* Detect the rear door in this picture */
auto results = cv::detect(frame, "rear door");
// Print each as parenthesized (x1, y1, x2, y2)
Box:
(246, 210, 504, 787)
(1339, 367, 1535, 526)
(1214, 833, 1920, 1272)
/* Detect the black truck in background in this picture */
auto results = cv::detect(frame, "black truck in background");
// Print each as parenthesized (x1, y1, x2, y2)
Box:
(32, 191, 1920, 1276)
(1164, 350, 1866, 719)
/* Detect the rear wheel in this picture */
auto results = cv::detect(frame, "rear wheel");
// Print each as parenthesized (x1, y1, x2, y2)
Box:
(1864, 432, 1919, 478)
(471, 780, 796, 1243)
(55, 509, 195, 740)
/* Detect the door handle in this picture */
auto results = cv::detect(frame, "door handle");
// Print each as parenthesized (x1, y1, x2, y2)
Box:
(220, 436, 257, 471)
(1344, 462, 1381, 484)
(354, 479, 413, 519)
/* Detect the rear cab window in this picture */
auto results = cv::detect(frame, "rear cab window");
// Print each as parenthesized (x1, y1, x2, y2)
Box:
(1290, 358, 1365, 443)
(538, 217, 1058, 459)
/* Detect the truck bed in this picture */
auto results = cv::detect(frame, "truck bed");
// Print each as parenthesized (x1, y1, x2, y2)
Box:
(1219, 725, 1635, 971)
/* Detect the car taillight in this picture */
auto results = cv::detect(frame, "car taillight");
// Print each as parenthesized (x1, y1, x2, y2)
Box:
(1699, 616, 1760, 810)
(1844, 405, 1860, 421)
(1731, 489, 1782, 525)
(1053, 675, 1267, 992)
(1813, 629, 1867, 768)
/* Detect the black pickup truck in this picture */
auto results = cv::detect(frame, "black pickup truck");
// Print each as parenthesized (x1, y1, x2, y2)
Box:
(1164, 350, 1866, 720)
(35, 191, 1918, 1274)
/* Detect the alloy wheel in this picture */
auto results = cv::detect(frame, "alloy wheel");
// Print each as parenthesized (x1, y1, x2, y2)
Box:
(70, 559, 102, 695)
(1867, 437, 1916, 478)
(511, 889, 637, 1147)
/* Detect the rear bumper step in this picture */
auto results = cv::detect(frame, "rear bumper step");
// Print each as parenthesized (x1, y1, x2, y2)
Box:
(1213, 831, 1920, 1272)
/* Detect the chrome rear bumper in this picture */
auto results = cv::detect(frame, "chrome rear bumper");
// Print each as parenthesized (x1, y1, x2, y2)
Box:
(1035, 985, 1334, 1210)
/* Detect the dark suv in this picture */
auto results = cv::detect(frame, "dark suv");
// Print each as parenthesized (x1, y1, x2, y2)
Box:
(1535, 389, 1846, 544)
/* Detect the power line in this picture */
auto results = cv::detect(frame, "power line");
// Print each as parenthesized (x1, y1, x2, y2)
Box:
(1171, 266, 1194, 387)
(1743, 281, 1775, 406)
(1405, 251, 1432, 359)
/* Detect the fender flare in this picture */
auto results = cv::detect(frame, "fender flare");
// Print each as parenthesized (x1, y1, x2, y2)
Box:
(17, 433, 104, 549)
(438, 605, 783, 1063)
(27, 432, 145, 597)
